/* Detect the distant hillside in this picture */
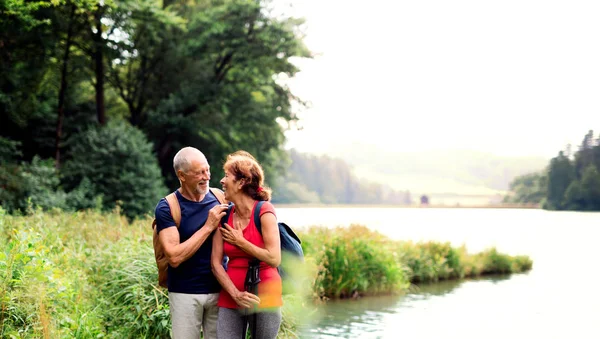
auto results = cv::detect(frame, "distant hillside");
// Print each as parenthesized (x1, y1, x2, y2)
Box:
(272, 147, 548, 205)
(325, 144, 549, 196)
(271, 149, 412, 204)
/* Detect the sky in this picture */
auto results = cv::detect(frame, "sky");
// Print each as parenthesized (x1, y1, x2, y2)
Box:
(274, 0, 600, 159)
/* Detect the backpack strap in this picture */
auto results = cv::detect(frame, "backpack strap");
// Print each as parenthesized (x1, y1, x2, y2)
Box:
(253, 200, 266, 234)
(209, 187, 227, 204)
(165, 192, 181, 227)
(222, 203, 234, 227)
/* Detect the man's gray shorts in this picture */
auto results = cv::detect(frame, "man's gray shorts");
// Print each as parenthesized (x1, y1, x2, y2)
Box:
(169, 292, 220, 339)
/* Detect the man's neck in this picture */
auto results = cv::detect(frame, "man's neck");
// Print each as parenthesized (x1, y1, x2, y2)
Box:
(179, 186, 207, 202)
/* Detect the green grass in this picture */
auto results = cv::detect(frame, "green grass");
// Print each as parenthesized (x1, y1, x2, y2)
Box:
(0, 208, 532, 338)
(299, 225, 533, 299)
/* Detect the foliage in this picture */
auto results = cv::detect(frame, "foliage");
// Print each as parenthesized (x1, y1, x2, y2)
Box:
(503, 172, 547, 204)
(0, 209, 533, 337)
(297, 225, 531, 298)
(397, 241, 463, 283)
(301, 225, 408, 299)
(1, 0, 310, 216)
(61, 122, 167, 219)
(506, 129, 600, 211)
(0, 152, 75, 213)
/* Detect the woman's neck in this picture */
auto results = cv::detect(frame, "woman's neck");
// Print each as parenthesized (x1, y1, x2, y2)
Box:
(231, 194, 255, 218)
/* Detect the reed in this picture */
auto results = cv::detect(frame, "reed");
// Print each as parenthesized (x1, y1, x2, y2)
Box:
(0, 209, 532, 338)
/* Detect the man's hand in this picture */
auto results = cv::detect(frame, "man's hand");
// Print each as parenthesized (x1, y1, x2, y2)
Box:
(233, 290, 261, 309)
(206, 204, 229, 231)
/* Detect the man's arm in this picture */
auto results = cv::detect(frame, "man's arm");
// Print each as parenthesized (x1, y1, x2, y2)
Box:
(159, 204, 228, 268)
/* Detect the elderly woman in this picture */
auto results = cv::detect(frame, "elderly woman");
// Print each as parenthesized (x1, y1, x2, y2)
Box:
(211, 150, 282, 339)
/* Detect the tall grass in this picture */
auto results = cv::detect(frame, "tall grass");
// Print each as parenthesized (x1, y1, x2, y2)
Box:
(0, 209, 532, 337)
(300, 225, 410, 299)
(299, 225, 533, 297)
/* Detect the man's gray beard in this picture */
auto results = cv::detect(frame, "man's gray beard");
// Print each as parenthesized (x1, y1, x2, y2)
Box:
(195, 185, 209, 195)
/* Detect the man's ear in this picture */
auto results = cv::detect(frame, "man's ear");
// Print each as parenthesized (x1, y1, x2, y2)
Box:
(177, 170, 185, 183)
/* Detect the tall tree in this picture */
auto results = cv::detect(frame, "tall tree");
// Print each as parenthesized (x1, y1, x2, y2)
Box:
(546, 151, 576, 210)
(141, 0, 311, 189)
(574, 130, 595, 179)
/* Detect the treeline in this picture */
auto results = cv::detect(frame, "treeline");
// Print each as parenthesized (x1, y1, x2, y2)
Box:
(272, 149, 412, 205)
(505, 130, 600, 211)
(1, 0, 310, 218)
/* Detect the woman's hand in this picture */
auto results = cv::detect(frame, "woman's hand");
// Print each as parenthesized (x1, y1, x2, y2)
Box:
(220, 222, 245, 246)
(232, 290, 261, 308)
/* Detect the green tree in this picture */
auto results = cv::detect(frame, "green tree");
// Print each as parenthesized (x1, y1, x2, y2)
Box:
(504, 171, 547, 204)
(62, 122, 167, 218)
(579, 165, 600, 210)
(545, 151, 575, 210)
(574, 130, 596, 180)
(1, 0, 312, 214)
(142, 0, 311, 189)
(564, 180, 585, 210)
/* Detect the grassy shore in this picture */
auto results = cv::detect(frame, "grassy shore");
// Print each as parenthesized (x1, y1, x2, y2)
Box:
(0, 209, 532, 338)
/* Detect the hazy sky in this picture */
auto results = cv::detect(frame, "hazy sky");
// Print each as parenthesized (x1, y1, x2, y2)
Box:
(275, 0, 599, 158)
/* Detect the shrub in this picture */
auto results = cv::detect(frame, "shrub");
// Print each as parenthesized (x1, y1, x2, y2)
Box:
(62, 122, 167, 219)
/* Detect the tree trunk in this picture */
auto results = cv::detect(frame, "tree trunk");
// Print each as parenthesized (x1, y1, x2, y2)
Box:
(55, 5, 77, 169)
(93, 9, 106, 125)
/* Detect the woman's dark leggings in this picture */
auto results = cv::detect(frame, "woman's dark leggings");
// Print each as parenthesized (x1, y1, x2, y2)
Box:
(217, 307, 281, 339)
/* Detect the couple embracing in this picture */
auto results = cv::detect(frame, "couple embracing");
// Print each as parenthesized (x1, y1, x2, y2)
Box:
(154, 147, 282, 339)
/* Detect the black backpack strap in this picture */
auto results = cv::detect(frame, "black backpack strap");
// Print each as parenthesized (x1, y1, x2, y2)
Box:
(221, 203, 234, 227)
(253, 200, 266, 234)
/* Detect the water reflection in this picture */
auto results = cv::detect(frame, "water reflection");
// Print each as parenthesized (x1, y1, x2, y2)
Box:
(279, 208, 600, 339)
(410, 274, 511, 295)
(308, 275, 512, 339)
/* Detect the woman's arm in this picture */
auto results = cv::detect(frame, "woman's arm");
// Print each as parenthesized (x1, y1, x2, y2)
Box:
(211, 228, 260, 308)
(220, 212, 281, 267)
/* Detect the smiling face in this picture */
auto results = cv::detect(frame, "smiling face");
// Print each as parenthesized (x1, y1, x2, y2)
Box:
(220, 150, 270, 201)
(179, 156, 211, 195)
(220, 168, 243, 201)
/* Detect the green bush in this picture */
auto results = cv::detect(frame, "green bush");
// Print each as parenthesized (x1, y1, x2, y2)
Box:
(399, 241, 464, 283)
(479, 247, 513, 274)
(302, 225, 410, 299)
(0, 155, 73, 213)
(62, 122, 167, 219)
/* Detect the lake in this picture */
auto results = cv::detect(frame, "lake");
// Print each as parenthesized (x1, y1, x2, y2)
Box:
(275, 207, 600, 339)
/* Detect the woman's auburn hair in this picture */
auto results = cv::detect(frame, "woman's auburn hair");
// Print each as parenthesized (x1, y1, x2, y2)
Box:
(223, 150, 271, 201)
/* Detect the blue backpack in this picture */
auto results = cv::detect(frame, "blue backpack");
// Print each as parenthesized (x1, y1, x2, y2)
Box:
(223, 201, 304, 281)
(253, 200, 304, 274)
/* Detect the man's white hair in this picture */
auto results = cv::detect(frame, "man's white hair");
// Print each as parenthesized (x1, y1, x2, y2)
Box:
(173, 147, 207, 173)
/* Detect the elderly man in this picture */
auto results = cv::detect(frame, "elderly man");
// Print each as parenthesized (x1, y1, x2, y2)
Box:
(154, 147, 228, 339)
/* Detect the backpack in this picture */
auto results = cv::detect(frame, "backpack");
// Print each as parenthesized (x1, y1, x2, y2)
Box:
(152, 187, 226, 288)
(253, 200, 304, 270)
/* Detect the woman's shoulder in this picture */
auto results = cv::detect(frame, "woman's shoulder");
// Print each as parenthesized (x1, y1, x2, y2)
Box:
(258, 200, 276, 217)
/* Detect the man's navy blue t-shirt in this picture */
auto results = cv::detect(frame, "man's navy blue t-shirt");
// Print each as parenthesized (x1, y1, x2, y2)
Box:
(154, 189, 221, 294)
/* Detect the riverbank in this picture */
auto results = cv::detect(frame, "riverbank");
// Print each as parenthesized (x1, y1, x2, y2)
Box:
(298, 225, 532, 300)
(0, 209, 532, 338)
